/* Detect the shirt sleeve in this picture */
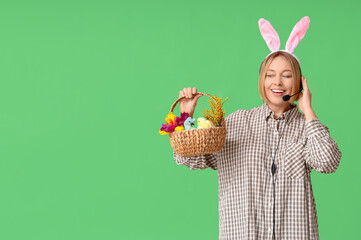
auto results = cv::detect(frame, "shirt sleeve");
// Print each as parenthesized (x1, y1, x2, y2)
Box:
(303, 118, 342, 173)
(173, 151, 218, 170)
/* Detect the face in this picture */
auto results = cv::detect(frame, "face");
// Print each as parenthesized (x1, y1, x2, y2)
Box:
(264, 56, 294, 108)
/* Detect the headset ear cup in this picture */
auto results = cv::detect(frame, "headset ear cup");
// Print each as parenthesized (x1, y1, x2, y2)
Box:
(300, 79, 303, 92)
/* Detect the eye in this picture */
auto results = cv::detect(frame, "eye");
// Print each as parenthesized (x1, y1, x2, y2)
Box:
(283, 76, 292, 78)
(267, 74, 274, 77)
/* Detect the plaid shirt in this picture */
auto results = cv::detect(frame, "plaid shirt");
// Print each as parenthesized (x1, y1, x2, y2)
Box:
(173, 102, 342, 240)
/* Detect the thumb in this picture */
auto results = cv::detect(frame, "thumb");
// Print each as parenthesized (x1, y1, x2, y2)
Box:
(194, 93, 202, 101)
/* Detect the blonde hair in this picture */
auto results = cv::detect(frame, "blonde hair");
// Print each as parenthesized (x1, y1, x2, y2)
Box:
(258, 51, 302, 103)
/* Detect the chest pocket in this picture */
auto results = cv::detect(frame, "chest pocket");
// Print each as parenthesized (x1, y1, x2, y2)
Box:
(282, 141, 308, 180)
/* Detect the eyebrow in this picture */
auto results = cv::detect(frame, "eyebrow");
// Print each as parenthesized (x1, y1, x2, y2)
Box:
(267, 69, 292, 72)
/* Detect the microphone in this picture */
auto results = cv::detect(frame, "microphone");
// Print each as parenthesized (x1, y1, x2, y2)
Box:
(282, 90, 301, 101)
(282, 81, 303, 101)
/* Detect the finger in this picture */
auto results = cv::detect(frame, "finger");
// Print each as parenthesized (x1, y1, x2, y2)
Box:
(183, 88, 189, 98)
(302, 76, 309, 91)
(186, 87, 192, 98)
(182, 88, 187, 98)
(193, 87, 200, 100)
(192, 87, 197, 95)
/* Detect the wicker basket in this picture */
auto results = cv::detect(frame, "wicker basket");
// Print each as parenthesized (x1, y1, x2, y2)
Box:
(168, 92, 227, 157)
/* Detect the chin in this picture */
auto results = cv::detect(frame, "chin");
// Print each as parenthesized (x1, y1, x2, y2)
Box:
(267, 98, 288, 105)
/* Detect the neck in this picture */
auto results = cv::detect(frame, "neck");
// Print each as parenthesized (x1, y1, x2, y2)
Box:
(266, 102, 292, 119)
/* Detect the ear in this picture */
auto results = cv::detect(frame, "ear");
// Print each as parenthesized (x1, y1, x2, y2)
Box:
(285, 16, 310, 53)
(258, 18, 280, 52)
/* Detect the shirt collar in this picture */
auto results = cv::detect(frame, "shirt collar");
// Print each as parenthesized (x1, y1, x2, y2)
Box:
(261, 101, 298, 123)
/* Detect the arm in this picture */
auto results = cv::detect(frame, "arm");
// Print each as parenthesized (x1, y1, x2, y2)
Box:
(298, 76, 342, 173)
(303, 118, 342, 173)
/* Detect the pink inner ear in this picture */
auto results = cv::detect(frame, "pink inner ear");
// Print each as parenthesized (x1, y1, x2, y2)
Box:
(258, 18, 280, 52)
(285, 16, 310, 53)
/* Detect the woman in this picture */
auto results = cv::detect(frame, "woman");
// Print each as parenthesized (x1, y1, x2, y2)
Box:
(173, 17, 342, 240)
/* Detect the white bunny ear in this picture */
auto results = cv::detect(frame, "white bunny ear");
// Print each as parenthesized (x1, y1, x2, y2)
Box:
(258, 18, 280, 52)
(285, 16, 310, 53)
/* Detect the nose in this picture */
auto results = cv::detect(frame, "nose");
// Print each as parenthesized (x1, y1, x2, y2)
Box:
(273, 75, 283, 86)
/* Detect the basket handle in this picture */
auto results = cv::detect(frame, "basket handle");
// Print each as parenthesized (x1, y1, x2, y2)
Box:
(169, 92, 225, 126)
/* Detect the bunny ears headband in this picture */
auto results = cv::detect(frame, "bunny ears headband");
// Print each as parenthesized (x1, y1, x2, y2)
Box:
(258, 16, 310, 64)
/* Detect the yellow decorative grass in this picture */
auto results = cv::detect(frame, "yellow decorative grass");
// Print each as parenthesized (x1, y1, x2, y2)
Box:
(201, 95, 229, 127)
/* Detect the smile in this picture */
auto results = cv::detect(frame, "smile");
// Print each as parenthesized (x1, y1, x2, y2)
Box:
(271, 89, 285, 96)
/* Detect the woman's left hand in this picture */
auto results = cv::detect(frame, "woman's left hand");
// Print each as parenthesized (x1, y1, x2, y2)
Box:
(298, 75, 318, 121)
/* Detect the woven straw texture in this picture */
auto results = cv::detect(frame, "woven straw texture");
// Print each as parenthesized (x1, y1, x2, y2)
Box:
(168, 92, 227, 157)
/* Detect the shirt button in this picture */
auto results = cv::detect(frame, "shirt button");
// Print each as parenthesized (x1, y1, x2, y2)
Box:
(268, 227, 272, 232)
(274, 131, 278, 135)
(269, 202, 272, 208)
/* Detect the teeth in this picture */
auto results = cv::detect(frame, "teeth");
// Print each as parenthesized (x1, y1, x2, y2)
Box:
(272, 90, 285, 93)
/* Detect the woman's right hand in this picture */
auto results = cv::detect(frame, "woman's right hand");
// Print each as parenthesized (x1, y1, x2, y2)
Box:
(179, 87, 202, 118)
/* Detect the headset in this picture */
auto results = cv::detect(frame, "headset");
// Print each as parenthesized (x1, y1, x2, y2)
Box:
(282, 75, 303, 101)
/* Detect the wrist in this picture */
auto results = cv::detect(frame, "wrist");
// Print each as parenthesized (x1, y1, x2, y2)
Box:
(187, 112, 194, 118)
(302, 105, 313, 115)
(305, 109, 317, 122)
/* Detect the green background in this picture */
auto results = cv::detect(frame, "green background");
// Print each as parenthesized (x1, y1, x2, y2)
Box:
(0, 0, 358, 239)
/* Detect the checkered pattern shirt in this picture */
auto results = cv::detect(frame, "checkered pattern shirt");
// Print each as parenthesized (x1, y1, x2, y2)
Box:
(173, 102, 342, 240)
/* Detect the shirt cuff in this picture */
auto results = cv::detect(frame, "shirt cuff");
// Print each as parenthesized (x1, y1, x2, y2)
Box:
(305, 118, 329, 138)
